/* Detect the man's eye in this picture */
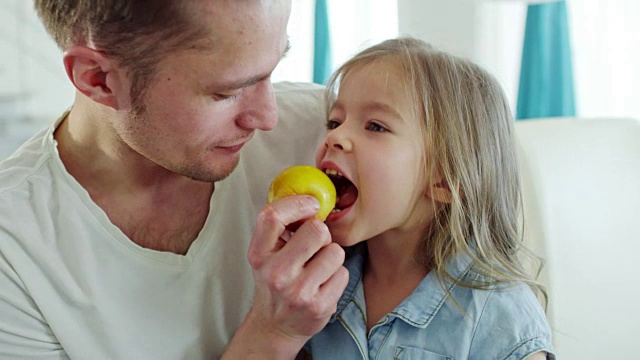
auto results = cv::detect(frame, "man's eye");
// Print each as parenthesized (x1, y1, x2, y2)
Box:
(213, 90, 242, 101)
(366, 122, 387, 132)
(326, 119, 341, 130)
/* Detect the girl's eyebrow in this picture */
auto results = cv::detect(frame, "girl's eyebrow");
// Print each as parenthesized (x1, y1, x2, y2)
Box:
(362, 101, 404, 122)
(331, 100, 405, 122)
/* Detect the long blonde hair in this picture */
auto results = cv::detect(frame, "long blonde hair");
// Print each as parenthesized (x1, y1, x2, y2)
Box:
(325, 37, 547, 307)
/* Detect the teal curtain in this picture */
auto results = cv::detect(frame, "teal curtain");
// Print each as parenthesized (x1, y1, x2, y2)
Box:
(516, 0, 575, 120)
(313, 0, 332, 84)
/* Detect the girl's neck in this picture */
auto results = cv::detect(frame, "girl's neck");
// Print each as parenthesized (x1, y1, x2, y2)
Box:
(365, 229, 428, 282)
(363, 231, 429, 332)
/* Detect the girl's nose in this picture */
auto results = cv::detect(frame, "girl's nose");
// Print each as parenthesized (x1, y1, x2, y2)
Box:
(326, 126, 353, 152)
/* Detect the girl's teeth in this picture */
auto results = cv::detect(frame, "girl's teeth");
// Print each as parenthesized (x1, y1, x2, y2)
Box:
(324, 168, 343, 178)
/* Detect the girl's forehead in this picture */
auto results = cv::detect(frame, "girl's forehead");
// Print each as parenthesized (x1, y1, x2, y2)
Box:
(349, 56, 407, 79)
(340, 58, 412, 98)
(337, 58, 426, 128)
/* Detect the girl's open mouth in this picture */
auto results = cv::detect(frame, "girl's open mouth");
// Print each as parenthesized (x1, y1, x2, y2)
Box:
(324, 168, 358, 215)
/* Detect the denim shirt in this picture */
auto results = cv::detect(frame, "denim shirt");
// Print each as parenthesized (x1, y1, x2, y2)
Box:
(305, 244, 556, 360)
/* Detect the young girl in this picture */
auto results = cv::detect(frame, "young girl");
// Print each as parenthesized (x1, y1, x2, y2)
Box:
(305, 38, 555, 359)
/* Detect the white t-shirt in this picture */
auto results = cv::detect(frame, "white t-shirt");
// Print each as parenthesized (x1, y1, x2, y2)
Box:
(0, 82, 326, 359)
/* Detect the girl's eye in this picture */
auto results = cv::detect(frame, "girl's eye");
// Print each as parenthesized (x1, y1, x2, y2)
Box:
(326, 119, 341, 130)
(366, 122, 388, 132)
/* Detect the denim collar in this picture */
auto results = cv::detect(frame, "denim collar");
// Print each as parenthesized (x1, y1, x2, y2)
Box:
(330, 243, 473, 328)
(330, 244, 367, 323)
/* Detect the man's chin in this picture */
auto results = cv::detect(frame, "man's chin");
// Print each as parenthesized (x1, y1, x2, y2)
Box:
(183, 159, 240, 183)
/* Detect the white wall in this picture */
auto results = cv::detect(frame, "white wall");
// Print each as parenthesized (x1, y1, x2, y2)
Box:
(273, 0, 399, 83)
(570, 0, 640, 120)
(397, 0, 527, 112)
(271, 0, 316, 82)
(398, 0, 640, 122)
(0, 0, 74, 156)
(0, 0, 75, 119)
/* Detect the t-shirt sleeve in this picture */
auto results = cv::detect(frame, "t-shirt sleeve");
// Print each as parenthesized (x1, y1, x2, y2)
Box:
(0, 247, 68, 359)
(469, 283, 556, 360)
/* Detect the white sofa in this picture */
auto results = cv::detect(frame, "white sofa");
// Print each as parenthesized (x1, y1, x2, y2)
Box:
(271, 82, 640, 359)
(516, 117, 640, 359)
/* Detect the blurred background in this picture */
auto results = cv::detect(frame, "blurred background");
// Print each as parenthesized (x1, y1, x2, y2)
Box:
(1, 0, 638, 158)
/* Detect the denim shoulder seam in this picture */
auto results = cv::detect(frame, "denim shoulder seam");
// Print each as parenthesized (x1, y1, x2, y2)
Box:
(467, 287, 494, 356)
(501, 335, 555, 360)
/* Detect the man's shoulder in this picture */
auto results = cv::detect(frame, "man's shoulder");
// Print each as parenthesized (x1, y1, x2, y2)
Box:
(0, 127, 53, 197)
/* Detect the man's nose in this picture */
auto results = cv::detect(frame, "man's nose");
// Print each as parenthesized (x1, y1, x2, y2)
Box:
(237, 79, 278, 131)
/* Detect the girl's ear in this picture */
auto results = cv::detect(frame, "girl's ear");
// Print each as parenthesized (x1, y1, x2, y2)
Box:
(62, 45, 125, 110)
(426, 178, 453, 204)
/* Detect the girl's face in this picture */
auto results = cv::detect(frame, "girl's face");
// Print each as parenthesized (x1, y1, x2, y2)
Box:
(315, 59, 437, 247)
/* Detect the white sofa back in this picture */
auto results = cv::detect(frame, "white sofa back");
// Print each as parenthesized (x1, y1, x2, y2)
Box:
(516, 117, 640, 359)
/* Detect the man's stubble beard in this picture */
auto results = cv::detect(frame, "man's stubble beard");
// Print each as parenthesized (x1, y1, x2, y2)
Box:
(127, 100, 240, 184)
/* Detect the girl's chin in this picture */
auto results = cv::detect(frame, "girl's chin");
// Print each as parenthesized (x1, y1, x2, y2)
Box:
(328, 231, 363, 248)
(326, 229, 346, 245)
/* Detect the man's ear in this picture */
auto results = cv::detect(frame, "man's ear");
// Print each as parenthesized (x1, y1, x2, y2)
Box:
(63, 46, 124, 109)
(425, 178, 453, 204)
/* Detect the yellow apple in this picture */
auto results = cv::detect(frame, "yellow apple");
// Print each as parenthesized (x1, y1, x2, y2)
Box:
(267, 165, 337, 221)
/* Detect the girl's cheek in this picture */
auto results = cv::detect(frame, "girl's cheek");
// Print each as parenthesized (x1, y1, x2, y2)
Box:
(314, 142, 327, 167)
(316, 142, 324, 168)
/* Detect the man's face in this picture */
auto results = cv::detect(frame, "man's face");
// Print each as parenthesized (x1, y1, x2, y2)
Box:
(113, 0, 291, 182)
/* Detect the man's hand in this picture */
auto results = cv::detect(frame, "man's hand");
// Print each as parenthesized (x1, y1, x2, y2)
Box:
(223, 195, 349, 359)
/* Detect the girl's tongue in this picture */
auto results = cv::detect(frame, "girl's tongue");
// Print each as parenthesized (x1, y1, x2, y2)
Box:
(335, 181, 358, 209)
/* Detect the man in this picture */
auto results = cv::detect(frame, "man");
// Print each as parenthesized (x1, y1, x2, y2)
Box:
(0, 1, 348, 359)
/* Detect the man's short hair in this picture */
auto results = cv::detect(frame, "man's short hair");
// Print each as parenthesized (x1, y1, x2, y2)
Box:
(34, 1, 210, 109)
